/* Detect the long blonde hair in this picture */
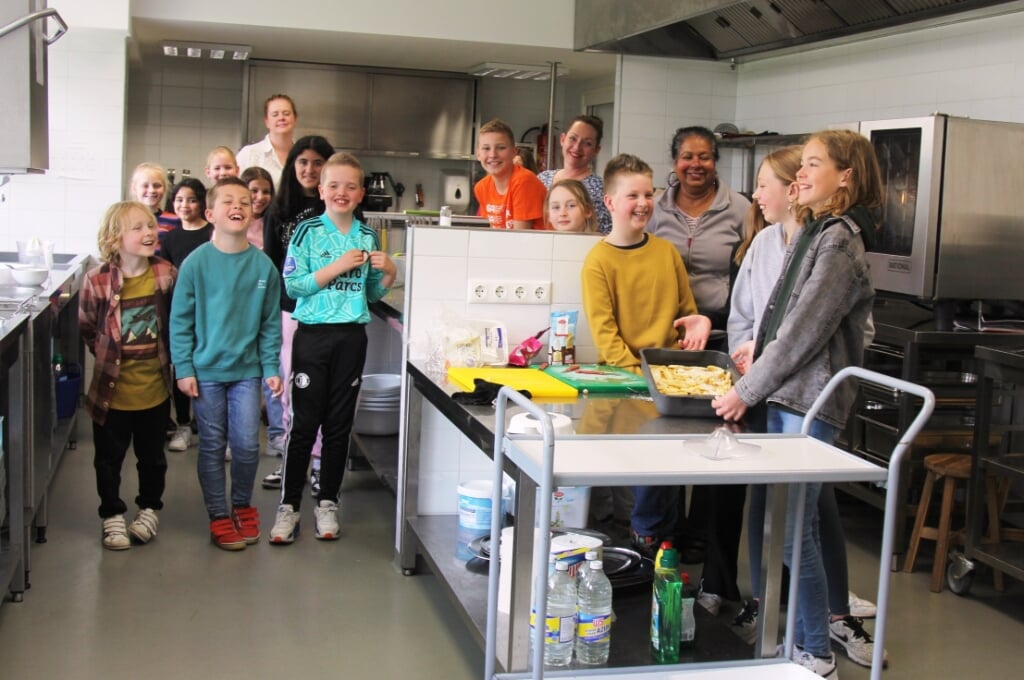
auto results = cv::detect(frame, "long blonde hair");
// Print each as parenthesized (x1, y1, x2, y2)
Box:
(735, 145, 804, 265)
(544, 179, 597, 232)
(97, 201, 155, 265)
(805, 129, 883, 220)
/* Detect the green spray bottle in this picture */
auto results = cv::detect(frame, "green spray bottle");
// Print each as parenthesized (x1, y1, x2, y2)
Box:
(650, 546, 682, 663)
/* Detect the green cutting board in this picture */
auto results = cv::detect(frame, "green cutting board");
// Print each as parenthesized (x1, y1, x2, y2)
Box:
(543, 364, 649, 394)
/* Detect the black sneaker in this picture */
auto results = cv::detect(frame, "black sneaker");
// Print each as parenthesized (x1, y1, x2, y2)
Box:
(262, 463, 283, 489)
(731, 599, 759, 645)
(830, 615, 887, 668)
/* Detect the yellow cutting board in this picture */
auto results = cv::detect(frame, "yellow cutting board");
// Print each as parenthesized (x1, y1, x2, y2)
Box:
(447, 367, 579, 399)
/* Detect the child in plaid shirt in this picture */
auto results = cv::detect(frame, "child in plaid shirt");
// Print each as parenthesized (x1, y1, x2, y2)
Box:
(80, 201, 177, 550)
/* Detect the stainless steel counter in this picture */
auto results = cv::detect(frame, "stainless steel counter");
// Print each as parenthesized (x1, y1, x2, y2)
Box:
(0, 311, 28, 605)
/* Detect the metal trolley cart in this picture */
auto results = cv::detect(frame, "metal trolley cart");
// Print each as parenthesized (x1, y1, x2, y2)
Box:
(484, 367, 934, 680)
(947, 345, 1024, 595)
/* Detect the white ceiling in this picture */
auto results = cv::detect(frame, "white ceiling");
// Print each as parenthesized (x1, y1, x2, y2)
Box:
(130, 18, 618, 81)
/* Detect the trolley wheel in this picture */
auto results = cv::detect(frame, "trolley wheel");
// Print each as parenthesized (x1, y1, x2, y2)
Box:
(946, 560, 974, 596)
(68, 440, 77, 450)
(402, 568, 416, 576)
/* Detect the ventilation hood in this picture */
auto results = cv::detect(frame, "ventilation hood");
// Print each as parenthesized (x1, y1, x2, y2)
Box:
(575, 0, 1021, 61)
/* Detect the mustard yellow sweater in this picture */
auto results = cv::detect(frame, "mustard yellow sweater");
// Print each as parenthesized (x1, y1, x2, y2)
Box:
(581, 234, 698, 370)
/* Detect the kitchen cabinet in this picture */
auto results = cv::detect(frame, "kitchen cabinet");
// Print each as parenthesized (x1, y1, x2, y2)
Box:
(246, 62, 476, 158)
(0, 312, 28, 605)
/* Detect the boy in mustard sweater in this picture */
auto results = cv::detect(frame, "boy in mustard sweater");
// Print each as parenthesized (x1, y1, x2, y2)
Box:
(581, 153, 710, 555)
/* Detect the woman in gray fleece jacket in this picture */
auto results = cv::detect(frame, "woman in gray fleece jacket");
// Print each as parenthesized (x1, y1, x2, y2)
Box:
(712, 129, 883, 677)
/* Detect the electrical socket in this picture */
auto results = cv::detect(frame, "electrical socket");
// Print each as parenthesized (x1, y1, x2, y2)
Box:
(467, 279, 489, 303)
(529, 280, 551, 304)
(490, 280, 511, 303)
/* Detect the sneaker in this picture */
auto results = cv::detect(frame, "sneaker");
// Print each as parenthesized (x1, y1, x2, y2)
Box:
(314, 499, 340, 540)
(102, 515, 131, 551)
(209, 517, 246, 551)
(127, 508, 159, 544)
(269, 504, 300, 544)
(168, 426, 191, 452)
(310, 468, 321, 497)
(265, 434, 286, 457)
(262, 463, 283, 489)
(847, 591, 876, 619)
(731, 599, 759, 645)
(697, 591, 722, 617)
(794, 650, 838, 678)
(630, 530, 659, 559)
(231, 506, 261, 545)
(830, 615, 887, 668)
(165, 418, 177, 440)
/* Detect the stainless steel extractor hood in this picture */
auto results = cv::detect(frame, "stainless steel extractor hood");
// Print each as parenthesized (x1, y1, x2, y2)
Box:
(0, 3, 67, 175)
(575, 0, 1022, 61)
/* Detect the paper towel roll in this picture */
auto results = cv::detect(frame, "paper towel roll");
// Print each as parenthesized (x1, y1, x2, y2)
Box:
(508, 411, 575, 436)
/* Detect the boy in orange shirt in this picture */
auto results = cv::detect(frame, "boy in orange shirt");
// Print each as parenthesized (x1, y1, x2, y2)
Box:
(473, 119, 547, 230)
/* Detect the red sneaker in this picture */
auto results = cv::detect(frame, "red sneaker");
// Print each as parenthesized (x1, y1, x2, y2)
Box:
(231, 506, 261, 544)
(210, 517, 247, 551)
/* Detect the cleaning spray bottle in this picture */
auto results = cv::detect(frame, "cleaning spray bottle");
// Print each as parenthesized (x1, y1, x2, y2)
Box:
(651, 545, 682, 663)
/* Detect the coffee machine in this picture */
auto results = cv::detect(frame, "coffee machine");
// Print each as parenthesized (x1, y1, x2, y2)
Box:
(362, 171, 404, 212)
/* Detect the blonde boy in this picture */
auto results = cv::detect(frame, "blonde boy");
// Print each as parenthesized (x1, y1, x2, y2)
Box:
(581, 153, 711, 555)
(271, 152, 396, 544)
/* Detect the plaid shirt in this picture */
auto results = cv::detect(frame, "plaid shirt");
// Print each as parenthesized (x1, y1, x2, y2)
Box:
(79, 257, 177, 425)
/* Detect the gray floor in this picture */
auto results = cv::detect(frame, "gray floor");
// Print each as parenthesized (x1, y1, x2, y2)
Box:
(2, 422, 1023, 679)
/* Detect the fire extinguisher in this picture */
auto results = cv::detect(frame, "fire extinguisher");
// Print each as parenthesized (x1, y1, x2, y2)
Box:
(536, 124, 549, 173)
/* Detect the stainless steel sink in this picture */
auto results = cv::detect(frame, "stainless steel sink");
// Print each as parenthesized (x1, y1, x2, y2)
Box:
(0, 252, 78, 264)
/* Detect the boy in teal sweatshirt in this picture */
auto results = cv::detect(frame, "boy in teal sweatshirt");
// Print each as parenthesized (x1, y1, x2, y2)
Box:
(171, 177, 283, 551)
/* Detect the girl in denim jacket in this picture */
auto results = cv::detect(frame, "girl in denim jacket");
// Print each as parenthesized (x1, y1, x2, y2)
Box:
(712, 129, 882, 677)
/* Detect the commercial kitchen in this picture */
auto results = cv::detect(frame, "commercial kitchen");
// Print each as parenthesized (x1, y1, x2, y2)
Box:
(2, 1, 1024, 679)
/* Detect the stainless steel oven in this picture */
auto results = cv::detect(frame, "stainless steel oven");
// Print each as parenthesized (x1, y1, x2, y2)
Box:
(859, 114, 1024, 304)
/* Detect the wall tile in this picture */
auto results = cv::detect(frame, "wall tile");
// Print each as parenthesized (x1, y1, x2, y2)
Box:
(468, 230, 552, 259)
(550, 261, 584, 305)
(409, 255, 469, 300)
(161, 105, 203, 127)
(162, 85, 204, 104)
(552, 232, 602, 261)
(411, 226, 469, 256)
(468, 257, 550, 281)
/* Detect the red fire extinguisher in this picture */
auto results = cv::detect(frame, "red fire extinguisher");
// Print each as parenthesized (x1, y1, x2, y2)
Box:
(536, 124, 549, 173)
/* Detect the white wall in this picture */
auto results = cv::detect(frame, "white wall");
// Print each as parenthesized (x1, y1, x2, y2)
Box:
(0, 2, 130, 256)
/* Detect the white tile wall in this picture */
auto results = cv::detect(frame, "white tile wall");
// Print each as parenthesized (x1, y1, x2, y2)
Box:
(0, 28, 128, 256)
(406, 226, 603, 514)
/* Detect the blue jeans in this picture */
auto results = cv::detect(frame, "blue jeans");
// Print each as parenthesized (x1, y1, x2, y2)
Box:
(748, 406, 836, 657)
(631, 486, 678, 539)
(262, 371, 285, 440)
(193, 378, 262, 519)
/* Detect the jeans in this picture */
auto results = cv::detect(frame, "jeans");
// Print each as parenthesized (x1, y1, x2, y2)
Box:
(92, 399, 169, 518)
(631, 485, 678, 539)
(193, 378, 262, 519)
(262, 366, 285, 440)
(747, 406, 836, 657)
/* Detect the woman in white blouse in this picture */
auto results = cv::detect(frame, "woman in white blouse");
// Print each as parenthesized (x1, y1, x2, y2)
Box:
(236, 94, 298, 187)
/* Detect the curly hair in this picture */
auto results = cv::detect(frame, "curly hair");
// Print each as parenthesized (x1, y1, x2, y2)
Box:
(97, 201, 155, 265)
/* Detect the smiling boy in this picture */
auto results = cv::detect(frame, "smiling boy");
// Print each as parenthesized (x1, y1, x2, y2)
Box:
(473, 118, 547, 230)
(581, 153, 711, 556)
(170, 177, 283, 550)
(271, 152, 396, 544)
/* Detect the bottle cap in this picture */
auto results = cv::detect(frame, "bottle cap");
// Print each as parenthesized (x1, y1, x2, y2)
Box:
(660, 540, 673, 550)
(555, 560, 569, 571)
(585, 550, 599, 560)
(660, 548, 679, 568)
(590, 560, 603, 570)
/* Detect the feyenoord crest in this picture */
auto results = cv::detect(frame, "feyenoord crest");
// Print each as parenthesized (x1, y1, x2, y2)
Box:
(295, 373, 311, 389)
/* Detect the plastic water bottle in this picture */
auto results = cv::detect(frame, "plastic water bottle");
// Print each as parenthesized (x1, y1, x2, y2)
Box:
(680, 572, 696, 650)
(651, 547, 682, 663)
(576, 560, 613, 665)
(576, 550, 600, 583)
(531, 560, 576, 667)
(439, 205, 453, 226)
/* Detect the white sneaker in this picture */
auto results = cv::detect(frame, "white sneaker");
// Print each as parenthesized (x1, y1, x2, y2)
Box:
(794, 650, 838, 678)
(168, 426, 192, 452)
(830, 615, 887, 668)
(127, 508, 159, 544)
(847, 591, 876, 618)
(314, 500, 340, 540)
(269, 504, 300, 544)
(731, 599, 759, 645)
(697, 591, 722, 616)
(102, 515, 131, 550)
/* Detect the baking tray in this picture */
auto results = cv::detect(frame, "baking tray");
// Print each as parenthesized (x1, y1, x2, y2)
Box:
(640, 348, 740, 417)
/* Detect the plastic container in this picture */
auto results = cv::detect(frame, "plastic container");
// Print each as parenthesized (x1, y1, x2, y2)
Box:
(457, 480, 503, 531)
(651, 547, 682, 664)
(576, 560, 612, 665)
(55, 364, 82, 419)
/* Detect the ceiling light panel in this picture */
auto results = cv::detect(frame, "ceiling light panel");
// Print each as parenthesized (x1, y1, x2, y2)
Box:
(161, 41, 252, 61)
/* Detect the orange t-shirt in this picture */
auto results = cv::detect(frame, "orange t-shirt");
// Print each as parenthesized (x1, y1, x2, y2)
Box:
(474, 165, 547, 229)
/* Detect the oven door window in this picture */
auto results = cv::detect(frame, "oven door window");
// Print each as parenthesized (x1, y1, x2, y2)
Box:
(872, 128, 921, 257)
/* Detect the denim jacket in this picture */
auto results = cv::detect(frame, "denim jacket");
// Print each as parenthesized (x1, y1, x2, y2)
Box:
(734, 212, 875, 428)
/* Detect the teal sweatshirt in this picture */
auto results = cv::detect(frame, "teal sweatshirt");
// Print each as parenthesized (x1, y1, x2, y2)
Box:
(170, 242, 282, 382)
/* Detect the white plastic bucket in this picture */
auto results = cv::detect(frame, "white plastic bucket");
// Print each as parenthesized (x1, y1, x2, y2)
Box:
(458, 480, 503, 531)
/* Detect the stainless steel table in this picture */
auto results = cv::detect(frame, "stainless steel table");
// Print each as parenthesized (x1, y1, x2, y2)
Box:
(0, 311, 29, 605)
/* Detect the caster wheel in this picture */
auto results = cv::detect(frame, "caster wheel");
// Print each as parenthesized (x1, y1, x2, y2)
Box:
(12, 593, 24, 603)
(947, 560, 974, 596)
(402, 568, 416, 576)
(68, 440, 77, 450)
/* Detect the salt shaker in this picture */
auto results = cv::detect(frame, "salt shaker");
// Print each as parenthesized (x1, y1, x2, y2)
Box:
(439, 205, 452, 227)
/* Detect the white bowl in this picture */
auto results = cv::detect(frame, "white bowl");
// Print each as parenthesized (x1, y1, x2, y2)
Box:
(10, 267, 48, 286)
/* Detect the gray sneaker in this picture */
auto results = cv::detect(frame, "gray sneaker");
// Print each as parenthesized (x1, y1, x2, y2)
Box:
(127, 508, 159, 544)
(269, 504, 300, 544)
(314, 499, 340, 540)
(830, 615, 887, 668)
(794, 650, 838, 678)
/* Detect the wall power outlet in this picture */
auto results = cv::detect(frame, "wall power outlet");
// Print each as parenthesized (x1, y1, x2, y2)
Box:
(468, 279, 551, 304)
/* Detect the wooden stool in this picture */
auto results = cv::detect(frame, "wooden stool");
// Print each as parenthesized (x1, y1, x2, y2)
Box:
(903, 453, 1004, 592)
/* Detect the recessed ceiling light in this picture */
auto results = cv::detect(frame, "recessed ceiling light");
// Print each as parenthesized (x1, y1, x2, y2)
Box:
(209, 49, 225, 59)
(162, 45, 178, 57)
(160, 41, 252, 61)
(466, 62, 568, 81)
(186, 47, 202, 58)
